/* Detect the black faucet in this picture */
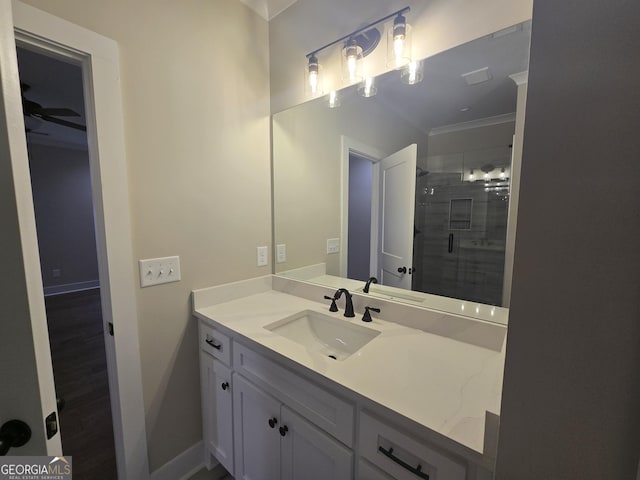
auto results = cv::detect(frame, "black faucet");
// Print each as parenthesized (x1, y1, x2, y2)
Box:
(363, 276, 378, 293)
(334, 288, 355, 317)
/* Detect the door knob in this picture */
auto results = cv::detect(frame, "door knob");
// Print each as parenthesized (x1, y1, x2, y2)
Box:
(0, 420, 31, 456)
(397, 266, 407, 274)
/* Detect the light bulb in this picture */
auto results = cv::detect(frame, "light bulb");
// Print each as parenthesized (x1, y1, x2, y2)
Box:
(309, 70, 318, 94)
(408, 61, 417, 83)
(394, 36, 404, 67)
(347, 55, 357, 82)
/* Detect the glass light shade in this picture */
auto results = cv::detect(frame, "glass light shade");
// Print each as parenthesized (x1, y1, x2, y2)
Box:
(342, 39, 363, 84)
(305, 55, 323, 97)
(328, 90, 341, 108)
(357, 77, 377, 98)
(401, 60, 424, 85)
(387, 15, 412, 68)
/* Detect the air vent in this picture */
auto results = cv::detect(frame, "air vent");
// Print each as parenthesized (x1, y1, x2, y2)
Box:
(461, 67, 493, 85)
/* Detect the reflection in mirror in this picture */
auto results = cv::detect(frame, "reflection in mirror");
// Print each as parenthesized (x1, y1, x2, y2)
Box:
(273, 22, 531, 321)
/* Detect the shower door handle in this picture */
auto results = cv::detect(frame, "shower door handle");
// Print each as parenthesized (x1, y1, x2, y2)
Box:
(448, 233, 454, 253)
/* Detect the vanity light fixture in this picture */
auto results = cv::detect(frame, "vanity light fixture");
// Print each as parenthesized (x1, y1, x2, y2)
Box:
(388, 11, 412, 68)
(343, 38, 363, 84)
(304, 7, 410, 95)
(305, 54, 322, 96)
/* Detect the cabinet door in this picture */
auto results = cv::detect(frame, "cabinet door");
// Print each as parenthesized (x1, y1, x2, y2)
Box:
(233, 373, 281, 480)
(280, 406, 353, 480)
(200, 353, 234, 474)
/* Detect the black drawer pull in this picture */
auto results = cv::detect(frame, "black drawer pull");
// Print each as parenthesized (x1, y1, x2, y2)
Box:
(378, 446, 429, 480)
(448, 233, 454, 253)
(221, 382, 229, 391)
(268, 417, 278, 429)
(205, 338, 222, 350)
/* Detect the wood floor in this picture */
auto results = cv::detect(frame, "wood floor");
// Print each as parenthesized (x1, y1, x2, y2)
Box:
(45, 288, 117, 480)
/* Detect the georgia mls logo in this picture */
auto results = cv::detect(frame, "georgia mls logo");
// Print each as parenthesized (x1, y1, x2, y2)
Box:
(0, 456, 72, 479)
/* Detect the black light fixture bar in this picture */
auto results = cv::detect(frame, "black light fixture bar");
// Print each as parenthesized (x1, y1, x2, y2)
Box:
(305, 6, 410, 59)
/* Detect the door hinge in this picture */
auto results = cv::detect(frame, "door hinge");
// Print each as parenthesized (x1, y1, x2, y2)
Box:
(108, 322, 114, 336)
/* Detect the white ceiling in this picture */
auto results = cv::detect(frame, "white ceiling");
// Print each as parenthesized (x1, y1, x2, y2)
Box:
(238, 0, 298, 21)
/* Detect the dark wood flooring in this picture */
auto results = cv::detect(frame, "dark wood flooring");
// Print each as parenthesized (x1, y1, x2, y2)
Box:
(45, 289, 118, 480)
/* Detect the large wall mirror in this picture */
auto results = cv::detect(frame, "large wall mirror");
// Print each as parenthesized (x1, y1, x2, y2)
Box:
(273, 21, 531, 324)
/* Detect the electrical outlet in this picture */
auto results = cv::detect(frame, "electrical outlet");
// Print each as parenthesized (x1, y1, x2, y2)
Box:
(257, 246, 268, 266)
(276, 244, 286, 263)
(327, 238, 340, 254)
(139, 256, 181, 287)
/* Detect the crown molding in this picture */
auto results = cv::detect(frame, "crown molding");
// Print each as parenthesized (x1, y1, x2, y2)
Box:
(428, 112, 516, 137)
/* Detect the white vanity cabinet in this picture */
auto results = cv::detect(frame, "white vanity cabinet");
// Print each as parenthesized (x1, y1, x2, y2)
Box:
(198, 324, 234, 474)
(196, 316, 494, 480)
(233, 373, 353, 480)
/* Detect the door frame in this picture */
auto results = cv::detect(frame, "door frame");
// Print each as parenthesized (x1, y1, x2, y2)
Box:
(9, 2, 149, 478)
(339, 136, 384, 278)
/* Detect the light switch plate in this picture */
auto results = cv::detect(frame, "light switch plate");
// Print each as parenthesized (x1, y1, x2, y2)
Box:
(327, 238, 340, 254)
(257, 246, 268, 266)
(139, 256, 181, 287)
(276, 244, 286, 263)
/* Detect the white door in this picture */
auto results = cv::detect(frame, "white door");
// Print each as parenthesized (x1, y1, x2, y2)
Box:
(0, 0, 61, 455)
(2, 4, 148, 477)
(377, 144, 417, 289)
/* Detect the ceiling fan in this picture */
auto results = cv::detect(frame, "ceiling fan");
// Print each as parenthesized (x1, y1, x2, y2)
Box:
(21, 83, 86, 132)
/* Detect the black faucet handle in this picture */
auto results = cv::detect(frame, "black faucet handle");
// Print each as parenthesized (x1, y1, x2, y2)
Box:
(362, 306, 381, 322)
(323, 295, 339, 312)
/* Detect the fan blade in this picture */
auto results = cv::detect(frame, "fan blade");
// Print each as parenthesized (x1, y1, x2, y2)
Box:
(39, 114, 86, 131)
(37, 107, 80, 117)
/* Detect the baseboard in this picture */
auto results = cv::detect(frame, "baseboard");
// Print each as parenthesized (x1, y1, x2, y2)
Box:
(150, 441, 206, 480)
(43, 280, 100, 296)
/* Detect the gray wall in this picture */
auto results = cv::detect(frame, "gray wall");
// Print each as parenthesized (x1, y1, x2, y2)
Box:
(496, 0, 640, 478)
(28, 143, 99, 293)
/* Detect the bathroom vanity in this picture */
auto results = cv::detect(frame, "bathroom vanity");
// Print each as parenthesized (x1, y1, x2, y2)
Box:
(193, 275, 505, 480)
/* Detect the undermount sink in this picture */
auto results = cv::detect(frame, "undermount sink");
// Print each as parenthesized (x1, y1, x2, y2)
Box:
(264, 310, 380, 361)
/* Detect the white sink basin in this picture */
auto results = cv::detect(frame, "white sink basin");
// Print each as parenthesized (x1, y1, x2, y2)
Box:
(264, 310, 380, 361)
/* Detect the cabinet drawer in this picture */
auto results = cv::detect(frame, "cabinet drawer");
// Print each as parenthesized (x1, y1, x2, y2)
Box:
(359, 412, 466, 480)
(199, 321, 231, 365)
(357, 459, 395, 480)
(234, 342, 355, 447)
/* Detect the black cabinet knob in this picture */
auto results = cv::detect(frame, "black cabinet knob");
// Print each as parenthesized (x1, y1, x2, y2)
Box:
(279, 425, 288, 437)
(221, 381, 229, 391)
(268, 417, 278, 429)
(397, 266, 407, 274)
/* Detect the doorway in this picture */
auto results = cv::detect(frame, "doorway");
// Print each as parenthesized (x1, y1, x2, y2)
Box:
(17, 45, 117, 478)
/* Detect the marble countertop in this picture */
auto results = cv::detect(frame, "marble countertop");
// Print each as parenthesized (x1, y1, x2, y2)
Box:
(193, 279, 505, 457)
